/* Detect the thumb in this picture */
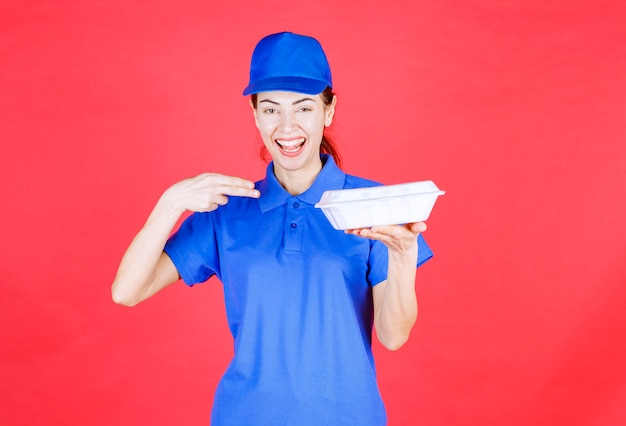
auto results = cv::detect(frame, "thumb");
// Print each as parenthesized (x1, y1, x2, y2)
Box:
(409, 222, 427, 234)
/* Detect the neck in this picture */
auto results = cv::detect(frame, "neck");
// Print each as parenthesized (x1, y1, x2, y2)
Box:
(273, 157, 323, 196)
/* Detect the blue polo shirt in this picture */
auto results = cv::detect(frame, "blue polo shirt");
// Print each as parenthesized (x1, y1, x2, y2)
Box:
(164, 155, 433, 425)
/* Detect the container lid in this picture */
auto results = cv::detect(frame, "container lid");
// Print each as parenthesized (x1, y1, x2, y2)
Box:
(315, 180, 445, 208)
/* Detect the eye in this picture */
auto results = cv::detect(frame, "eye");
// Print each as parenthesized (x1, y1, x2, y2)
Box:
(297, 106, 313, 113)
(263, 108, 278, 114)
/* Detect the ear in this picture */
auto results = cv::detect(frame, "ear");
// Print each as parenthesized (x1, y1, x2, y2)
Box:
(249, 98, 260, 129)
(324, 95, 337, 127)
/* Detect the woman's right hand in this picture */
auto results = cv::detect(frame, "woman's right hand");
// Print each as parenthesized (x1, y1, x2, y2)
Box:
(161, 173, 261, 214)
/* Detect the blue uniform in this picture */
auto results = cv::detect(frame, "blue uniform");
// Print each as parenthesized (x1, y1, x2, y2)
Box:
(164, 155, 433, 425)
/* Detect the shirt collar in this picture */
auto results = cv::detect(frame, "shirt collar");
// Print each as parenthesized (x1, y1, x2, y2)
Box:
(257, 154, 346, 213)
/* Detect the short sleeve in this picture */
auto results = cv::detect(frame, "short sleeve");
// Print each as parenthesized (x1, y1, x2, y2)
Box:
(163, 212, 220, 285)
(416, 234, 434, 267)
(368, 234, 434, 287)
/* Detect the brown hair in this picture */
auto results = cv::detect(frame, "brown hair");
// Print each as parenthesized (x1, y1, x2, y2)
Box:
(250, 86, 341, 167)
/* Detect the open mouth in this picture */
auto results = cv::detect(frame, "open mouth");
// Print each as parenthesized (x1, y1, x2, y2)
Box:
(276, 138, 305, 155)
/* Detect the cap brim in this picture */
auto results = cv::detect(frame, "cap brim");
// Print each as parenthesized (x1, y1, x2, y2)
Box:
(243, 76, 329, 96)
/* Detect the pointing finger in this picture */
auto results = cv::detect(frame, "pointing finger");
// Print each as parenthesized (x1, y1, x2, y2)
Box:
(218, 184, 260, 198)
(205, 174, 260, 198)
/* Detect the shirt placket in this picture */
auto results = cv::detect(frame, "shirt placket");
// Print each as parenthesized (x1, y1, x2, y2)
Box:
(284, 199, 304, 254)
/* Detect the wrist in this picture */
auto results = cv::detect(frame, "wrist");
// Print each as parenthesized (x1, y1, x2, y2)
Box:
(388, 241, 418, 262)
(149, 189, 186, 224)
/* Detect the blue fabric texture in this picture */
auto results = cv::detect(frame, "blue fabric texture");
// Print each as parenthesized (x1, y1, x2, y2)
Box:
(164, 155, 433, 425)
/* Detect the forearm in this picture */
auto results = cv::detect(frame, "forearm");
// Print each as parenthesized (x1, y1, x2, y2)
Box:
(374, 246, 419, 350)
(111, 173, 260, 306)
(111, 193, 183, 306)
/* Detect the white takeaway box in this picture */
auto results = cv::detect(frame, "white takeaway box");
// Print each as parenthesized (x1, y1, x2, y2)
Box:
(314, 180, 445, 230)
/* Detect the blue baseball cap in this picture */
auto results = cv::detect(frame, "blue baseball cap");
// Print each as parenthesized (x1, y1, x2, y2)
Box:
(243, 32, 332, 96)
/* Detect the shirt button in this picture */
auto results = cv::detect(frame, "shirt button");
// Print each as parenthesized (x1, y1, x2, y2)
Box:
(293, 202, 300, 208)
(290, 223, 297, 229)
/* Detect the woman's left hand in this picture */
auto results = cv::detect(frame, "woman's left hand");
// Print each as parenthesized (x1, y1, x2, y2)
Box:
(344, 222, 426, 254)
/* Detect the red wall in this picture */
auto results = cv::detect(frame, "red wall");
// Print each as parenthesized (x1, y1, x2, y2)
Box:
(2, 1, 625, 425)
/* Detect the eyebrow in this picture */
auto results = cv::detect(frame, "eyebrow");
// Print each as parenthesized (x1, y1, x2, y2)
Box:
(259, 97, 316, 105)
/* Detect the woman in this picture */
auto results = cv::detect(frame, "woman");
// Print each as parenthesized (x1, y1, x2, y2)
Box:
(112, 32, 433, 425)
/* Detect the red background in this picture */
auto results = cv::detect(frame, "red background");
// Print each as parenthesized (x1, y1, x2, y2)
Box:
(2, 1, 625, 425)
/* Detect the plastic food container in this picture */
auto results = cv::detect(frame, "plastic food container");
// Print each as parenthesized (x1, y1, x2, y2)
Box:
(314, 180, 445, 230)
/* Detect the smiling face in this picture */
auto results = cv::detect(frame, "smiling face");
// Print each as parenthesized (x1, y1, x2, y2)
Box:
(251, 91, 336, 192)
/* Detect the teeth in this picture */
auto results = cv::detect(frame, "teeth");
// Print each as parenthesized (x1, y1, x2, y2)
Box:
(276, 138, 305, 147)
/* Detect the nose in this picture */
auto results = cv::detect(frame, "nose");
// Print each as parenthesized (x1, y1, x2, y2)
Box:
(278, 111, 296, 133)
